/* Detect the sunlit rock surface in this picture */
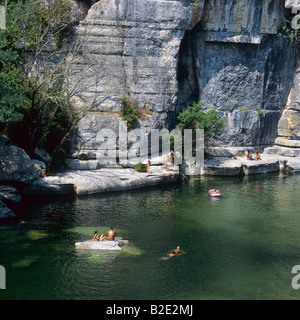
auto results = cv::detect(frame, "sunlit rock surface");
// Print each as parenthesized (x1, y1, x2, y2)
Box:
(23, 166, 183, 195)
(75, 240, 129, 250)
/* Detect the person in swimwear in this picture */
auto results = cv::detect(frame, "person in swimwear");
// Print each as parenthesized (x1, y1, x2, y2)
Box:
(161, 246, 186, 259)
(99, 234, 108, 241)
(160, 251, 177, 260)
(93, 230, 99, 241)
(108, 227, 116, 240)
(168, 251, 177, 257)
(170, 150, 174, 165)
(174, 246, 186, 254)
(93, 230, 108, 241)
(147, 160, 151, 174)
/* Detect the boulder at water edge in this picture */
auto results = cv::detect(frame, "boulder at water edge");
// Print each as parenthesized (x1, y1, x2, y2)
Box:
(0, 200, 15, 218)
(0, 185, 21, 204)
(0, 146, 39, 184)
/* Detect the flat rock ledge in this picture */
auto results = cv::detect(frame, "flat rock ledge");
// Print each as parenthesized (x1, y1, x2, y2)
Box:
(23, 166, 183, 196)
(75, 240, 129, 251)
(204, 154, 300, 176)
(20, 155, 300, 197)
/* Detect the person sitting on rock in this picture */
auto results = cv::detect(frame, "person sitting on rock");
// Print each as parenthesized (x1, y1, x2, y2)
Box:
(93, 230, 100, 241)
(93, 230, 108, 241)
(108, 227, 116, 240)
(99, 234, 108, 241)
(255, 152, 261, 160)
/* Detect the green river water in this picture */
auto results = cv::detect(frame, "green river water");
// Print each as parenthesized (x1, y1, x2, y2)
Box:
(1, 173, 300, 300)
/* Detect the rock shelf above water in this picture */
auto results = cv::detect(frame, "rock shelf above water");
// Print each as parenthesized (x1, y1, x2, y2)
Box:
(21, 154, 300, 198)
(23, 166, 183, 196)
(75, 240, 129, 251)
(204, 154, 300, 176)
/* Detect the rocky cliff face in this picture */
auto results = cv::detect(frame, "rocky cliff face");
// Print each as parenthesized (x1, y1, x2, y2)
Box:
(178, 0, 298, 148)
(64, 0, 299, 159)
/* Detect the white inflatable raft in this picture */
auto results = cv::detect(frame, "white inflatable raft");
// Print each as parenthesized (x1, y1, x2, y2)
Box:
(75, 240, 129, 251)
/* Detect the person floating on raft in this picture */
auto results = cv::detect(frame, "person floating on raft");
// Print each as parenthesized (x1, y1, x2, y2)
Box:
(208, 189, 222, 197)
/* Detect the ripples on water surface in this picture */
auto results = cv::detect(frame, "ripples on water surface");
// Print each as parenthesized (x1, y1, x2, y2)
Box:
(1, 173, 300, 299)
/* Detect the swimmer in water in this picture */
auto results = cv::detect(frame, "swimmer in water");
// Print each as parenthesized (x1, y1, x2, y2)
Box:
(174, 246, 186, 254)
(160, 246, 186, 260)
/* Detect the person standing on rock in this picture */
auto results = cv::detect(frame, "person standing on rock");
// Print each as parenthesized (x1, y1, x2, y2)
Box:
(170, 150, 174, 165)
(108, 227, 116, 240)
(147, 160, 151, 174)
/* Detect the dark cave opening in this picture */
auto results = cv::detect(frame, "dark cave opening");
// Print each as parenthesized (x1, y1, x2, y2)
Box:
(175, 26, 201, 124)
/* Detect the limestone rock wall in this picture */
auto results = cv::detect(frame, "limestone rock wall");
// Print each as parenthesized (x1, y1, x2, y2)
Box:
(68, 0, 202, 158)
(265, 64, 300, 156)
(177, 0, 298, 147)
(64, 0, 299, 158)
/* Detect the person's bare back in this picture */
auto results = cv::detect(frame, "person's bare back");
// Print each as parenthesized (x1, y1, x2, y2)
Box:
(108, 227, 116, 240)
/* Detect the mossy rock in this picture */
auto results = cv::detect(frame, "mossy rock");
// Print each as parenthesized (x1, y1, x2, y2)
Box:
(27, 230, 50, 241)
(12, 255, 39, 268)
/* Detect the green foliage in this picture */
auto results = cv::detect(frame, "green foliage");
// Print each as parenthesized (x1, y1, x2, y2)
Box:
(176, 101, 226, 138)
(48, 0, 74, 51)
(257, 107, 263, 116)
(78, 153, 89, 161)
(119, 96, 140, 130)
(0, 0, 40, 124)
(277, 25, 296, 40)
(0, 0, 78, 162)
(0, 81, 24, 123)
(236, 151, 245, 157)
(189, 0, 201, 6)
(238, 107, 248, 113)
(134, 162, 147, 172)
